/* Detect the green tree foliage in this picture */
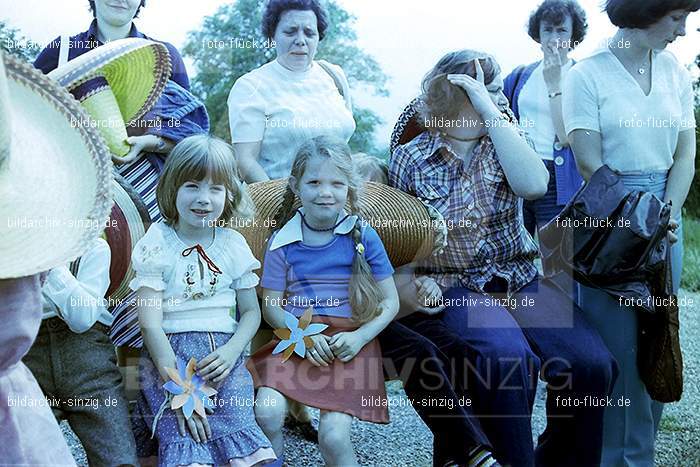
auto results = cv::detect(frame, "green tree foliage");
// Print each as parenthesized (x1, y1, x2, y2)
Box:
(0, 21, 41, 62)
(182, 0, 388, 154)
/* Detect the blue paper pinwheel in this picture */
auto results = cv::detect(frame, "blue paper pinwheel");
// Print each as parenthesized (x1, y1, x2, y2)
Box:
(272, 307, 328, 362)
(163, 357, 217, 419)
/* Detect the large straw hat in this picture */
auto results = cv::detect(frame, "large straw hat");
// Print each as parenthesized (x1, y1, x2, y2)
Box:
(48, 38, 170, 156)
(235, 179, 447, 267)
(105, 173, 151, 303)
(0, 52, 113, 279)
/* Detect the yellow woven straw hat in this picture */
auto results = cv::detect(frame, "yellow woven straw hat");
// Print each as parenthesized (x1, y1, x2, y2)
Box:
(235, 179, 447, 267)
(48, 38, 170, 156)
(0, 52, 113, 279)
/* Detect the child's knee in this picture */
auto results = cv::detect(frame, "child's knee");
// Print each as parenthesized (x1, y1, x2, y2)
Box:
(254, 387, 286, 430)
(318, 412, 352, 450)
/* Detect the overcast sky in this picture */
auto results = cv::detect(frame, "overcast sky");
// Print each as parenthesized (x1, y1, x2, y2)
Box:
(3, 0, 699, 149)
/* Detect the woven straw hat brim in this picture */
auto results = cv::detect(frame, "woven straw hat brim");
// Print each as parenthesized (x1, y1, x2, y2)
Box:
(105, 173, 150, 303)
(48, 38, 170, 125)
(0, 53, 113, 279)
(76, 77, 131, 156)
(234, 179, 446, 267)
(390, 98, 426, 155)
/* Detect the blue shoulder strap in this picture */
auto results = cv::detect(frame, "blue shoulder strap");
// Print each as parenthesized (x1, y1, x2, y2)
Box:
(504, 61, 540, 121)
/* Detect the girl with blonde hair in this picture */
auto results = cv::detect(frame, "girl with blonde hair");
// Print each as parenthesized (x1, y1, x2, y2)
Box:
(248, 135, 399, 466)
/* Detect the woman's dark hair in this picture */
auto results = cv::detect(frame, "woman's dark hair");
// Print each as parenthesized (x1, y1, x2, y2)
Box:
(528, 0, 588, 49)
(262, 0, 329, 41)
(88, 0, 146, 19)
(605, 0, 700, 29)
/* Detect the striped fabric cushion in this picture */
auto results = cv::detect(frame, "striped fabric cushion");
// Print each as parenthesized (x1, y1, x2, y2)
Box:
(109, 155, 162, 347)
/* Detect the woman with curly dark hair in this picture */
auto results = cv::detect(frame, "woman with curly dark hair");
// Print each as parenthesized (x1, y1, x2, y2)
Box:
(504, 0, 588, 248)
(228, 0, 355, 183)
(227, 0, 357, 442)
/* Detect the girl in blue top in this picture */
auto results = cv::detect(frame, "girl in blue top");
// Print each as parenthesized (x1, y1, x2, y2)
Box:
(130, 134, 275, 467)
(248, 136, 399, 467)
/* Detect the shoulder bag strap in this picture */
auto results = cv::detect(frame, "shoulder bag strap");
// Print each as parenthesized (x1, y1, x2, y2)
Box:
(317, 60, 344, 99)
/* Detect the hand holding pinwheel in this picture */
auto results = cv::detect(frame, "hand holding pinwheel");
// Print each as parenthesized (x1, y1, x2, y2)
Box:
(272, 307, 329, 364)
(163, 357, 217, 442)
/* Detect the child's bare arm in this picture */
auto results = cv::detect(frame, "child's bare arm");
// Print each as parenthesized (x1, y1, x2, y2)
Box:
(199, 287, 261, 384)
(261, 288, 289, 329)
(227, 287, 261, 352)
(138, 287, 213, 442)
(261, 289, 335, 366)
(357, 276, 399, 340)
(330, 277, 399, 362)
(136, 287, 176, 383)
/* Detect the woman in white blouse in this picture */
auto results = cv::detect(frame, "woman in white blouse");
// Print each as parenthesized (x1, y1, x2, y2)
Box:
(227, 0, 355, 436)
(564, 0, 698, 464)
(227, 0, 355, 182)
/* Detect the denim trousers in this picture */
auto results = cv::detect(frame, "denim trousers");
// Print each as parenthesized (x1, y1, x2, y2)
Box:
(378, 320, 491, 466)
(578, 171, 683, 467)
(438, 276, 618, 467)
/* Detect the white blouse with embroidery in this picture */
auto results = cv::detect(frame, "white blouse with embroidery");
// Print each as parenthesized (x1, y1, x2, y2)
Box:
(129, 223, 261, 334)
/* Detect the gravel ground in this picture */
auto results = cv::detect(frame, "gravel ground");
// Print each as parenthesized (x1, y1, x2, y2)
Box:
(62, 292, 700, 466)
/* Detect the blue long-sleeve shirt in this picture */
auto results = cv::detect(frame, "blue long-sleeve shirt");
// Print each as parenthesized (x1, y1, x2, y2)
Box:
(33, 19, 190, 90)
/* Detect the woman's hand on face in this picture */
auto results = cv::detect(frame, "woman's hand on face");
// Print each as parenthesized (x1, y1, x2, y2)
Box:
(305, 334, 335, 367)
(197, 342, 242, 384)
(447, 59, 501, 122)
(329, 331, 368, 363)
(541, 41, 564, 92)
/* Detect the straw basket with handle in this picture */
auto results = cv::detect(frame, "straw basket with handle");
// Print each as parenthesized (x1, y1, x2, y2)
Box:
(234, 179, 447, 267)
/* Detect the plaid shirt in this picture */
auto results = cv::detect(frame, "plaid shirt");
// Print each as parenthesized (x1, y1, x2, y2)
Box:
(389, 130, 538, 295)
